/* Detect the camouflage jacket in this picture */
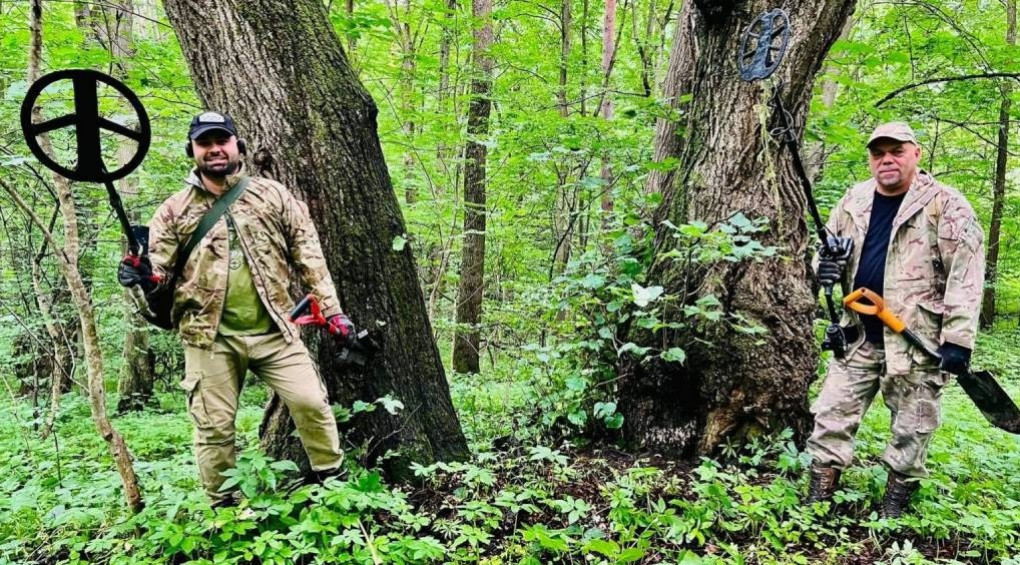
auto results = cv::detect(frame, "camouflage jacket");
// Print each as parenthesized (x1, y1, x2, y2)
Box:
(134, 167, 342, 349)
(824, 171, 984, 375)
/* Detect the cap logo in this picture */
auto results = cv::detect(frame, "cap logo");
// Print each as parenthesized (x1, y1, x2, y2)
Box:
(198, 112, 226, 123)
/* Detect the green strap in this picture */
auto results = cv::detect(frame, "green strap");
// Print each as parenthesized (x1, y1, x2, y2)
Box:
(170, 176, 250, 283)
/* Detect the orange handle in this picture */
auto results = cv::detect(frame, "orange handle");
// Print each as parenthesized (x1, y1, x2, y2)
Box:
(842, 288, 906, 333)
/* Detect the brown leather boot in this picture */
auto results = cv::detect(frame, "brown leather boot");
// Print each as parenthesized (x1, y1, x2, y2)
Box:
(880, 471, 918, 518)
(807, 465, 841, 503)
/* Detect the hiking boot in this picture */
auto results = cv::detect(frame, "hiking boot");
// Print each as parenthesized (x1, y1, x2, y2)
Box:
(880, 471, 918, 518)
(209, 490, 243, 509)
(807, 465, 841, 503)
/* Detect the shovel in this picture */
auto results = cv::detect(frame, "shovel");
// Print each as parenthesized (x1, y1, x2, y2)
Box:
(843, 288, 1020, 434)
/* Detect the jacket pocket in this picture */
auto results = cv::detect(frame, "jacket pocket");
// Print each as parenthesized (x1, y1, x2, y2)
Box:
(909, 301, 944, 367)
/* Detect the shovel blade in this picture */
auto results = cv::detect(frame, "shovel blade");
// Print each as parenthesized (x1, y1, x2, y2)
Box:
(956, 370, 1020, 434)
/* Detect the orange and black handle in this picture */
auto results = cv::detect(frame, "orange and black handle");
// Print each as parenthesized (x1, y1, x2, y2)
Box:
(843, 288, 941, 360)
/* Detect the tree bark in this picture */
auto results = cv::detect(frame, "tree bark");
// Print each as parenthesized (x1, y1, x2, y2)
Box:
(452, 0, 493, 375)
(600, 0, 616, 221)
(29, 0, 77, 437)
(644, 1, 695, 195)
(163, 0, 468, 479)
(389, 0, 418, 203)
(620, 0, 856, 456)
(558, 0, 572, 117)
(980, 0, 1015, 329)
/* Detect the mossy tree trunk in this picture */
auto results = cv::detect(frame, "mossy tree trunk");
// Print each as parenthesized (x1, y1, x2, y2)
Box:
(164, 0, 469, 479)
(621, 0, 856, 456)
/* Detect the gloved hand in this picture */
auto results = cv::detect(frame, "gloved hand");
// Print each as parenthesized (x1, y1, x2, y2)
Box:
(816, 258, 845, 287)
(816, 236, 852, 287)
(118, 254, 160, 292)
(938, 342, 972, 375)
(326, 313, 357, 345)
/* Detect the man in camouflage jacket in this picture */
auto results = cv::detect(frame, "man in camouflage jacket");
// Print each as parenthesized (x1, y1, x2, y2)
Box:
(805, 122, 984, 518)
(118, 112, 354, 505)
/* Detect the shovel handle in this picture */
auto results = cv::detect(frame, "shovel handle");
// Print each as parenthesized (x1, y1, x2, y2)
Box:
(843, 288, 940, 360)
(843, 288, 906, 333)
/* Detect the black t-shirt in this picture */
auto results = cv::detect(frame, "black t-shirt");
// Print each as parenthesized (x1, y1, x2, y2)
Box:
(853, 191, 907, 344)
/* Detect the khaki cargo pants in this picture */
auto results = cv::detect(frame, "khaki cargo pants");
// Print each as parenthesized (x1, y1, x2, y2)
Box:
(181, 332, 343, 503)
(806, 341, 948, 478)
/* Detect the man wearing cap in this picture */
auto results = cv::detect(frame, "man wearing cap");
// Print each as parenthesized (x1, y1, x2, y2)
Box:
(804, 122, 984, 517)
(117, 111, 356, 506)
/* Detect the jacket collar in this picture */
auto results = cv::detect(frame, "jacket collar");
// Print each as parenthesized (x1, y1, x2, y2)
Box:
(841, 170, 938, 232)
(185, 164, 247, 196)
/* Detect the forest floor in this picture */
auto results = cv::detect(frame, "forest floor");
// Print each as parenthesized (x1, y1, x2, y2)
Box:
(2, 330, 1020, 564)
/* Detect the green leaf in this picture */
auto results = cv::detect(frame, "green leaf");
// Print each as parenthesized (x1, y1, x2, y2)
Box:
(377, 395, 405, 414)
(661, 347, 686, 364)
(392, 234, 407, 251)
(581, 273, 606, 289)
(617, 342, 651, 357)
(618, 547, 646, 562)
(567, 410, 587, 427)
(352, 400, 376, 413)
(604, 413, 624, 429)
(593, 401, 616, 419)
(565, 376, 587, 392)
(631, 283, 664, 308)
(584, 539, 620, 557)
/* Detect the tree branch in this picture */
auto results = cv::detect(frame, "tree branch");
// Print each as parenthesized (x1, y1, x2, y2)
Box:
(875, 72, 1020, 107)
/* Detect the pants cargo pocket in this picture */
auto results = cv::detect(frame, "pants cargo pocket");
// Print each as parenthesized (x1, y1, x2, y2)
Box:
(180, 368, 211, 429)
(915, 372, 947, 435)
(915, 397, 941, 434)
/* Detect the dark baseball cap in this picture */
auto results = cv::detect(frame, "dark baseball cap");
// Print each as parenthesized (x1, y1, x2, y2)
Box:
(188, 111, 238, 139)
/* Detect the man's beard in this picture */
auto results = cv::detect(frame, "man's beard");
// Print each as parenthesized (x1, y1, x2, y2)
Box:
(197, 158, 240, 179)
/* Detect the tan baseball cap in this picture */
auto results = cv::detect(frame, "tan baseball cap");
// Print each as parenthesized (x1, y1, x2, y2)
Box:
(867, 122, 918, 147)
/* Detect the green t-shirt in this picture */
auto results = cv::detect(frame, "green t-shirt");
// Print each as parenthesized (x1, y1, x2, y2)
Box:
(218, 219, 276, 336)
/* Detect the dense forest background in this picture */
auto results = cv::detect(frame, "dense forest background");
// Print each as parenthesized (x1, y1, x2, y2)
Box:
(2, 0, 1020, 563)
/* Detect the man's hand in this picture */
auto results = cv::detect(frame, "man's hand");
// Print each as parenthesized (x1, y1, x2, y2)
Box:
(118, 254, 160, 292)
(816, 236, 852, 287)
(938, 342, 972, 375)
(326, 313, 357, 345)
(816, 258, 845, 287)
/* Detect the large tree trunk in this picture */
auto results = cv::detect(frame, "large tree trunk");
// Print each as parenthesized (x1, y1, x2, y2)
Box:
(981, 0, 1015, 329)
(163, 0, 469, 479)
(620, 0, 856, 456)
(452, 0, 493, 374)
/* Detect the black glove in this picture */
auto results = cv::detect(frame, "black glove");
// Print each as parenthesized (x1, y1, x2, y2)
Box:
(816, 236, 852, 287)
(326, 313, 358, 346)
(938, 342, 972, 375)
(118, 254, 159, 292)
(816, 258, 844, 287)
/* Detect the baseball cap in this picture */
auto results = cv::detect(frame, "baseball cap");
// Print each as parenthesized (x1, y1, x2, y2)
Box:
(866, 122, 917, 148)
(188, 111, 238, 139)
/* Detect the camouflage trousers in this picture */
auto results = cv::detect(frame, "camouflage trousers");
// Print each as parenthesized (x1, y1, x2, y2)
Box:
(806, 341, 948, 478)
(182, 331, 343, 504)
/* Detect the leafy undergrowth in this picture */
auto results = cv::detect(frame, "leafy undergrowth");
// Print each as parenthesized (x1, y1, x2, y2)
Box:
(3, 334, 1020, 564)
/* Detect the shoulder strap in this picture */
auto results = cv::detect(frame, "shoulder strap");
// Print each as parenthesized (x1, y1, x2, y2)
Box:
(170, 176, 250, 282)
